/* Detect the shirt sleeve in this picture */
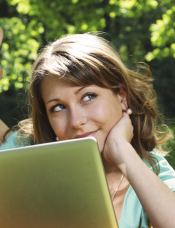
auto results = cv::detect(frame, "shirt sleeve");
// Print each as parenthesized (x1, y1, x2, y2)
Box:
(143, 152, 175, 191)
(0, 131, 30, 150)
(156, 153, 175, 191)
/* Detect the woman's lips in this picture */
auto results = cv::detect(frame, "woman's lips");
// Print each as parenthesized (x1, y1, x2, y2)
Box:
(74, 130, 99, 139)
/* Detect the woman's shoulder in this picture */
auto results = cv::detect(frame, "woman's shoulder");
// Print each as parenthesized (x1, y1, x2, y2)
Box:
(144, 151, 175, 172)
(0, 131, 31, 150)
(143, 150, 175, 191)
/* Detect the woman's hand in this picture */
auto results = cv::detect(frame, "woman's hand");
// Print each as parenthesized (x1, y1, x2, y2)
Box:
(103, 112, 134, 166)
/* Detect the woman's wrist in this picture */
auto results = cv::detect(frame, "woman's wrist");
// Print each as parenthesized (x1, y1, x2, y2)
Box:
(112, 141, 139, 175)
(104, 139, 134, 170)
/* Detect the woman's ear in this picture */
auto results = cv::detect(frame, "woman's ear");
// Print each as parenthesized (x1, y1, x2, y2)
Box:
(118, 86, 127, 111)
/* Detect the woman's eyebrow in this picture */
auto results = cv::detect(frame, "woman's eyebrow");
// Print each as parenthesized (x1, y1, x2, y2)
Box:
(74, 86, 85, 95)
(46, 98, 60, 104)
(46, 87, 86, 104)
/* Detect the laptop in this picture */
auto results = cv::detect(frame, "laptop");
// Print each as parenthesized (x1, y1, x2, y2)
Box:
(0, 137, 118, 228)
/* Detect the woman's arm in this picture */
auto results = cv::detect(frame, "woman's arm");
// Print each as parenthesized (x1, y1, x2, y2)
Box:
(103, 113, 175, 228)
(0, 120, 9, 146)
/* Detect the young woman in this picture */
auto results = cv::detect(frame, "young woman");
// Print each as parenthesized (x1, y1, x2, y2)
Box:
(1, 33, 175, 228)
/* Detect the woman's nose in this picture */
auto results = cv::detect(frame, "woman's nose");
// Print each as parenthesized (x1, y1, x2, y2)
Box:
(69, 108, 87, 129)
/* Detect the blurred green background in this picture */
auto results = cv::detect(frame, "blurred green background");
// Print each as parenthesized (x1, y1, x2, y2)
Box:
(0, 0, 175, 167)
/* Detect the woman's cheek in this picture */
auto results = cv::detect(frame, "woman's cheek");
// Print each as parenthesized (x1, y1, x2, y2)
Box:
(48, 117, 61, 138)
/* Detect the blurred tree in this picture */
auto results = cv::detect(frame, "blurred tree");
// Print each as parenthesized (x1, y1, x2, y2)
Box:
(145, 1, 175, 61)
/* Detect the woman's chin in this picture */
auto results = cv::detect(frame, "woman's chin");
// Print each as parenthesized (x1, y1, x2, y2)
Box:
(97, 141, 105, 154)
(91, 132, 108, 154)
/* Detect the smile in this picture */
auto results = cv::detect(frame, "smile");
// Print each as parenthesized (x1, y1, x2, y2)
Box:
(74, 130, 99, 139)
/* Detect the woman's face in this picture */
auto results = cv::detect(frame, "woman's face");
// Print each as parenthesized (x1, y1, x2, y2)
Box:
(41, 76, 127, 152)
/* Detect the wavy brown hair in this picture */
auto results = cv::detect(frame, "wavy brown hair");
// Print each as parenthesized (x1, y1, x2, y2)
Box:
(19, 33, 172, 172)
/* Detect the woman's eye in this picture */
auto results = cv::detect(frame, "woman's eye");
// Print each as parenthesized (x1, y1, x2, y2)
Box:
(82, 93, 97, 102)
(51, 104, 65, 113)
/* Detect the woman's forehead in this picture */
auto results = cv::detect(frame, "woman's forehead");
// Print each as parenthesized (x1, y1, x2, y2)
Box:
(41, 77, 99, 104)
(41, 76, 82, 96)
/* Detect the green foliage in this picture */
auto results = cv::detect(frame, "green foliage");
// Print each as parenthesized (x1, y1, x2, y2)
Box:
(109, 0, 158, 18)
(0, 86, 28, 126)
(1, 0, 175, 92)
(0, 0, 108, 91)
(145, 2, 175, 61)
(0, 16, 42, 91)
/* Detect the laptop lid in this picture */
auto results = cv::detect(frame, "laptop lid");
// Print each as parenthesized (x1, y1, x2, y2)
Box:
(0, 137, 118, 228)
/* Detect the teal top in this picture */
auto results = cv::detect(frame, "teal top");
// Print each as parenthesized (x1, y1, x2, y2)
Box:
(0, 131, 30, 149)
(119, 152, 175, 228)
(1, 132, 175, 228)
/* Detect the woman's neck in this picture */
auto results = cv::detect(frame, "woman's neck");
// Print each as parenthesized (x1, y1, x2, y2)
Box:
(102, 155, 122, 176)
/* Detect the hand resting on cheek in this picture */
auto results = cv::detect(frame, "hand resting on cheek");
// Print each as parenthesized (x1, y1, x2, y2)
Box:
(103, 112, 134, 167)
